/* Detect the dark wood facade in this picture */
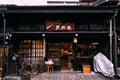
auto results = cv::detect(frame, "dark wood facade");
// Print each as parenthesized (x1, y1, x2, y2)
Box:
(0, 5, 120, 76)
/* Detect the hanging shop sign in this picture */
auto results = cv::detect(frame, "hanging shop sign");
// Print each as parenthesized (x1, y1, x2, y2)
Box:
(46, 20, 75, 31)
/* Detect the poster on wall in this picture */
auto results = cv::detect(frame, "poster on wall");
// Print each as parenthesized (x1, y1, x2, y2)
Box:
(46, 20, 75, 31)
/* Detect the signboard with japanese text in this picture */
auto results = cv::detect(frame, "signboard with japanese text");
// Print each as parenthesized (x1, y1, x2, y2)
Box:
(46, 20, 75, 31)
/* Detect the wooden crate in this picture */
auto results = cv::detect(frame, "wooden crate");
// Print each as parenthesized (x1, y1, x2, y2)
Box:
(82, 65, 91, 74)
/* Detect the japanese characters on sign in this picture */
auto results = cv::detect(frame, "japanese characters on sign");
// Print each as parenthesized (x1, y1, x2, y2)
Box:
(46, 20, 75, 31)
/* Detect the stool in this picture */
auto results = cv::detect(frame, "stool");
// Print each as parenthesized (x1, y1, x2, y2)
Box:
(82, 64, 91, 74)
(46, 65, 53, 73)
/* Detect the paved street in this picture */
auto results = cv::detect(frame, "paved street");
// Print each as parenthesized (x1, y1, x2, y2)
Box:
(4, 71, 114, 80)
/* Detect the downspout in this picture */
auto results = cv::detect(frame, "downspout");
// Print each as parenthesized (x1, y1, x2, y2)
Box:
(109, 10, 118, 61)
(113, 10, 119, 77)
(110, 10, 118, 77)
(109, 19, 113, 62)
(0, 7, 7, 80)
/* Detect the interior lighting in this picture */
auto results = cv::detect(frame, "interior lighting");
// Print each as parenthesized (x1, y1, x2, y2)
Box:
(91, 42, 99, 45)
(75, 33, 78, 37)
(73, 37, 77, 43)
(42, 34, 45, 37)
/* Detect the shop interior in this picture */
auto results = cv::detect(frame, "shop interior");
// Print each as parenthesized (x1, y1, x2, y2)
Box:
(46, 33, 109, 71)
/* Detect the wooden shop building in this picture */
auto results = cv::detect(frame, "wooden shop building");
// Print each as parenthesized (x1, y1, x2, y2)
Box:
(0, 3, 120, 75)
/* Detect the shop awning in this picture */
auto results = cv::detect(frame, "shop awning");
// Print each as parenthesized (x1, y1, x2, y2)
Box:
(0, 5, 118, 14)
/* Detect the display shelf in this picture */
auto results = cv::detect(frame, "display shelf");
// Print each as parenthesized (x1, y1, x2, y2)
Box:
(47, 43, 61, 70)
(18, 41, 31, 55)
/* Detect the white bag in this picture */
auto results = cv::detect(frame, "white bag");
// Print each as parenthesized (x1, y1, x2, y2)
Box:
(94, 52, 115, 77)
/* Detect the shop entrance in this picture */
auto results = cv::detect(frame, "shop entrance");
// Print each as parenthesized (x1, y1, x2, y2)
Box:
(46, 36, 74, 71)
(60, 42, 73, 70)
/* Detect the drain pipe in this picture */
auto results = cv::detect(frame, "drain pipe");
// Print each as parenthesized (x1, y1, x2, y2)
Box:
(110, 10, 119, 78)
(109, 19, 113, 62)
(113, 10, 120, 78)
(0, 7, 7, 80)
(113, 10, 118, 74)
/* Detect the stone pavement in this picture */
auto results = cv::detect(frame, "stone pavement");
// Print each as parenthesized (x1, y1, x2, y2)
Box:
(2, 71, 113, 80)
(1, 69, 120, 80)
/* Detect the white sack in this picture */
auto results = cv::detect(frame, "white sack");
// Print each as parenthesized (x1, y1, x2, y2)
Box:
(94, 52, 115, 77)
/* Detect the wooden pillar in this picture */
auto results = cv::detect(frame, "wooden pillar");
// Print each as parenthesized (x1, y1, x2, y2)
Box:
(73, 37, 77, 70)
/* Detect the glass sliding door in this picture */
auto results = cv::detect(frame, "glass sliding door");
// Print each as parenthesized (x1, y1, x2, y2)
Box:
(31, 40, 44, 61)
(19, 39, 45, 62)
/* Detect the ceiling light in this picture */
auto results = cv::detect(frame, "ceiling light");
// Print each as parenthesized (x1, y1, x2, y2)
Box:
(91, 42, 99, 45)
